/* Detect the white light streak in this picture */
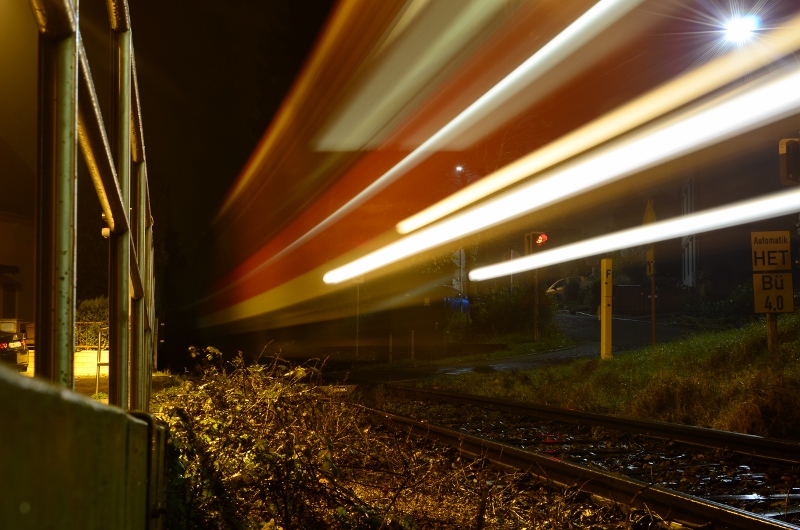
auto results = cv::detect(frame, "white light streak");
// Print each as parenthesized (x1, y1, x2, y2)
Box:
(469, 188, 800, 281)
(396, 12, 800, 234)
(323, 65, 800, 285)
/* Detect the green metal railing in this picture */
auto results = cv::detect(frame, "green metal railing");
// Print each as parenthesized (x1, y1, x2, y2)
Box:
(29, 0, 156, 411)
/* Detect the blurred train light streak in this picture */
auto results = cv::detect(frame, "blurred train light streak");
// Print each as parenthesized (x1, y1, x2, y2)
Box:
(396, 12, 800, 234)
(469, 187, 800, 281)
(324, 64, 800, 285)
(313, 0, 508, 151)
(255, 0, 642, 280)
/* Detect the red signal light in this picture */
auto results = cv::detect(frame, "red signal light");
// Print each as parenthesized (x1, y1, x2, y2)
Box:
(524, 231, 549, 255)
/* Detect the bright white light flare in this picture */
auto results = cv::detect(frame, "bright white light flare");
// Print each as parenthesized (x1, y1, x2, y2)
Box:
(323, 65, 800, 285)
(469, 188, 800, 281)
(725, 15, 760, 43)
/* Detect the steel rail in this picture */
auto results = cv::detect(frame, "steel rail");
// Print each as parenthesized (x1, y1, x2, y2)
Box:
(389, 386, 800, 464)
(366, 406, 799, 530)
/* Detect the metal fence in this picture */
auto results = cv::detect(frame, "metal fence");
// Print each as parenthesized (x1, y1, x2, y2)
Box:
(29, 0, 156, 410)
(74, 321, 110, 351)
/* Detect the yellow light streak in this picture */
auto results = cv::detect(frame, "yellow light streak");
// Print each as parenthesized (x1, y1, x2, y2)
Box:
(323, 65, 800, 284)
(469, 187, 800, 281)
(396, 12, 800, 234)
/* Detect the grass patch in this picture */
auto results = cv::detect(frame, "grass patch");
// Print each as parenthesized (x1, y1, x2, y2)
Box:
(416, 313, 800, 440)
(90, 392, 108, 401)
(388, 332, 574, 370)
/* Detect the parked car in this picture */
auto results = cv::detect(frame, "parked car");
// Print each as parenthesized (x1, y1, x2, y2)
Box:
(443, 290, 470, 315)
(546, 276, 585, 296)
(0, 329, 29, 372)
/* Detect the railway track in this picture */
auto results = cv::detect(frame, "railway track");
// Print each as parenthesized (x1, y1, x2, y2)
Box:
(358, 385, 800, 530)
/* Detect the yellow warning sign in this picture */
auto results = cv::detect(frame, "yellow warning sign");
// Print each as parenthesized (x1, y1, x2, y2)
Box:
(751, 230, 792, 271)
(753, 273, 794, 313)
(751, 230, 793, 313)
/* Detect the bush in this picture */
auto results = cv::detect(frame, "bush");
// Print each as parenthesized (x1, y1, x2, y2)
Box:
(469, 285, 554, 338)
(76, 296, 109, 322)
(682, 282, 758, 328)
(75, 297, 109, 350)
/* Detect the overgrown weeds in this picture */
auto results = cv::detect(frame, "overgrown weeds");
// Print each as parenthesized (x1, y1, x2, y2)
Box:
(152, 348, 657, 528)
(418, 313, 800, 440)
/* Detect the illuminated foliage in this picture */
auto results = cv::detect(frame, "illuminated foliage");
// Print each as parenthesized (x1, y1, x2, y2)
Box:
(153, 350, 649, 528)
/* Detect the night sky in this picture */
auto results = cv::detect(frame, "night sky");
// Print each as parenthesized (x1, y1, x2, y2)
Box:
(125, 1, 335, 254)
(125, 2, 332, 249)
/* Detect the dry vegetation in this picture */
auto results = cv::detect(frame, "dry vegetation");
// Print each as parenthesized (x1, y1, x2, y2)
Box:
(152, 349, 670, 529)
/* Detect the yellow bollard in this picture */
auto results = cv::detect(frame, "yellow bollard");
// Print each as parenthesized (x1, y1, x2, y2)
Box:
(600, 258, 613, 359)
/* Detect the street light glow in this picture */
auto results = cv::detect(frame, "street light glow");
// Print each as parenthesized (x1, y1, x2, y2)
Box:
(724, 15, 760, 43)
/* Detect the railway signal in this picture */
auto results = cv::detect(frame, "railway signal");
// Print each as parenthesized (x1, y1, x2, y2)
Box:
(524, 231, 548, 254)
(524, 231, 548, 342)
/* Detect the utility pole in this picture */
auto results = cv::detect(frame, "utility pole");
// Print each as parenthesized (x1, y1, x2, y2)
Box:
(524, 232, 548, 341)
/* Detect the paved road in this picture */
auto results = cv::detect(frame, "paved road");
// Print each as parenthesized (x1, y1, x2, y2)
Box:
(324, 312, 697, 384)
(461, 312, 696, 373)
(554, 311, 695, 351)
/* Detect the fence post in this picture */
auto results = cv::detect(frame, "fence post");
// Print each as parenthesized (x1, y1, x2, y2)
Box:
(33, 0, 79, 389)
(108, 21, 132, 409)
(96, 327, 109, 396)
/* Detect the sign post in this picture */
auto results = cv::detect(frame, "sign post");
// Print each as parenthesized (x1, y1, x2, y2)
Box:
(751, 230, 794, 351)
(600, 258, 613, 359)
(451, 248, 465, 294)
(643, 200, 657, 346)
(524, 232, 548, 342)
(353, 275, 364, 357)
